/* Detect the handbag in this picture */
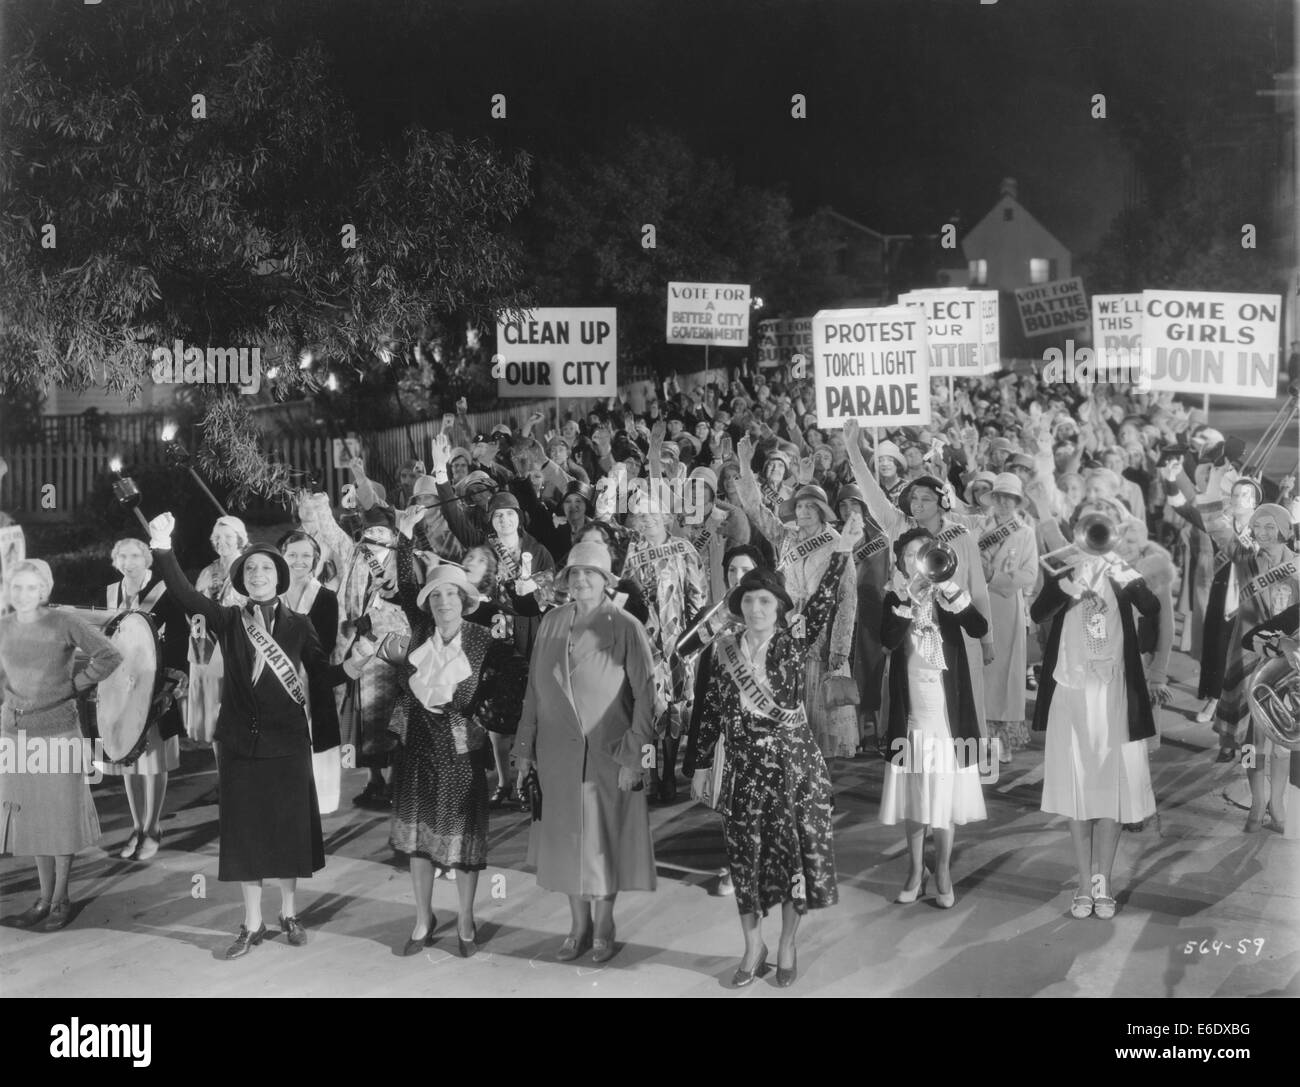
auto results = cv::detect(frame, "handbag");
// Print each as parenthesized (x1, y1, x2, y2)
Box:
(521, 766, 543, 821)
(822, 668, 860, 710)
(703, 728, 726, 810)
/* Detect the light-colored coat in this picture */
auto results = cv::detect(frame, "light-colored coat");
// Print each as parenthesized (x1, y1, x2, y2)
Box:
(515, 600, 657, 896)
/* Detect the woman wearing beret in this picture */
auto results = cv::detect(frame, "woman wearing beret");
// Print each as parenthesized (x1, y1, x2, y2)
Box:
(1031, 520, 1160, 920)
(880, 528, 989, 908)
(387, 534, 526, 956)
(690, 515, 862, 988)
(147, 513, 378, 958)
(514, 541, 657, 964)
(101, 538, 189, 861)
(1, 559, 122, 931)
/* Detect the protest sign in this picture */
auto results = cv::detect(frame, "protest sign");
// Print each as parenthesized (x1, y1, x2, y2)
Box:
(495, 308, 618, 398)
(974, 290, 1001, 373)
(666, 282, 751, 346)
(1015, 277, 1089, 337)
(899, 289, 982, 377)
(1092, 294, 1143, 365)
(1140, 291, 1280, 399)
(756, 317, 813, 368)
(812, 306, 931, 429)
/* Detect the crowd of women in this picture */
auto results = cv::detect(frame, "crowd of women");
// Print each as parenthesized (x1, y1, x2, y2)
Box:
(1, 363, 1295, 986)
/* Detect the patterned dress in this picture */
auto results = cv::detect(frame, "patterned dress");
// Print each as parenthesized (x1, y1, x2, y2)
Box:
(623, 534, 707, 737)
(695, 551, 847, 918)
(387, 541, 526, 867)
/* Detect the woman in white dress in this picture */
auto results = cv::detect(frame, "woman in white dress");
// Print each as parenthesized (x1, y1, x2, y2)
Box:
(187, 516, 248, 746)
(880, 528, 989, 909)
(1032, 543, 1160, 921)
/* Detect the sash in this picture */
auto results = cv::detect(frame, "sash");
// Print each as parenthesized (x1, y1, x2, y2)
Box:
(360, 544, 390, 587)
(241, 611, 307, 706)
(689, 521, 716, 560)
(853, 534, 888, 568)
(760, 482, 783, 510)
(1240, 560, 1299, 608)
(977, 521, 1016, 555)
(717, 634, 806, 729)
(108, 579, 166, 614)
(934, 521, 969, 546)
(490, 535, 521, 581)
(629, 540, 685, 570)
(778, 528, 835, 570)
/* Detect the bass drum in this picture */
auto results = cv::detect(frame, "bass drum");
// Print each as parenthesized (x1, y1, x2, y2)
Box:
(81, 610, 164, 766)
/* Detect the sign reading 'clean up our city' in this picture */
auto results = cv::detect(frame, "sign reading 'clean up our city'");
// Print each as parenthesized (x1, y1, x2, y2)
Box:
(495, 307, 618, 398)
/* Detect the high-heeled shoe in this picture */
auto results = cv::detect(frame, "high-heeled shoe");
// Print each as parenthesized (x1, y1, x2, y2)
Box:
(895, 867, 930, 904)
(732, 942, 769, 987)
(591, 924, 618, 964)
(136, 832, 161, 861)
(457, 922, 480, 958)
(1245, 808, 1269, 832)
(402, 918, 437, 956)
(556, 929, 593, 962)
(119, 831, 142, 860)
(775, 948, 798, 988)
(41, 900, 75, 932)
(934, 875, 956, 909)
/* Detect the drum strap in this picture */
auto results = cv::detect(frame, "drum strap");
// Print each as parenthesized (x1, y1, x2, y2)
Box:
(241, 610, 307, 706)
(108, 580, 166, 614)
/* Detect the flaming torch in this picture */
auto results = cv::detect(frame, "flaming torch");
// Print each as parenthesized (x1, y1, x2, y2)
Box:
(161, 423, 228, 517)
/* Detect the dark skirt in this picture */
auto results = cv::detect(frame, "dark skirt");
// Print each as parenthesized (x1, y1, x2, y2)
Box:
(217, 748, 324, 882)
(389, 705, 490, 870)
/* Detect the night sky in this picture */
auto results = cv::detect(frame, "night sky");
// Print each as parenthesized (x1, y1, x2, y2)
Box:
(296, 0, 1293, 255)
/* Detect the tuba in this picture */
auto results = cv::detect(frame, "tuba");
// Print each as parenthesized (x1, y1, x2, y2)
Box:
(1040, 511, 1118, 575)
(674, 598, 743, 660)
(1247, 652, 1300, 752)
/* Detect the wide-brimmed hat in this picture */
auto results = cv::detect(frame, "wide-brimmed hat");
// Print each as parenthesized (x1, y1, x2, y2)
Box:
(416, 564, 481, 612)
(979, 472, 1025, 506)
(557, 479, 595, 516)
(488, 491, 521, 516)
(555, 541, 618, 587)
(964, 470, 997, 504)
(1006, 452, 1036, 473)
(779, 484, 837, 525)
(230, 544, 291, 596)
(986, 437, 1017, 458)
(726, 567, 794, 618)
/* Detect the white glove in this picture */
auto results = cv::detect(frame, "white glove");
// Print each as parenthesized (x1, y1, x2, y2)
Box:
(1059, 575, 1084, 599)
(148, 512, 175, 550)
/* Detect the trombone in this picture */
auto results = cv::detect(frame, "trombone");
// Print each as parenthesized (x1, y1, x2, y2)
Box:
(1039, 511, 1119, 575)
(675, 598, 744, 660)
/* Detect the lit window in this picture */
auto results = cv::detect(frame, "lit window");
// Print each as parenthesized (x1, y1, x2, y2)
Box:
(968, 260, 988, 285)
(1030, 258, 1051, 284)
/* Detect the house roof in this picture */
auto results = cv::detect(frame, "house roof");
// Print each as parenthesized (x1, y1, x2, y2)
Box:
(961, 194, 1070, 260)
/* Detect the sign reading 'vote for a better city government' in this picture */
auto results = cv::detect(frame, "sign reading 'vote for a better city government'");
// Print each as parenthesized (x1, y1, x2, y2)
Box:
(812, 306, 931, 429)
(495, 308, 618, 398)
(665, 282, 751, 346)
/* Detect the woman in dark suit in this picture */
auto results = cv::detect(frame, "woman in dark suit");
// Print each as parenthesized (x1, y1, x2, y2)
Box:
(148, 513, 378, 958)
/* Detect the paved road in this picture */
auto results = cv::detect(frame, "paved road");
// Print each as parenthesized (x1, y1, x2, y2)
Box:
(2, 642, 1296, 998)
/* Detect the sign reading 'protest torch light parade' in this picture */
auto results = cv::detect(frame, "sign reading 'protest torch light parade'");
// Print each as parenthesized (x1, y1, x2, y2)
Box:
(494, 307, 618, 398)
(811, 305, 931, 429)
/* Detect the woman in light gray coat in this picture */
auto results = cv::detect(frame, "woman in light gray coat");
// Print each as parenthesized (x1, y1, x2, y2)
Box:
(514, 541, 657, 964)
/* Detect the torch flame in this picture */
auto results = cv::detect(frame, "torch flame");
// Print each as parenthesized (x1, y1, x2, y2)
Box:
(109, 456, 123, 473)
(161, 422, 177, 442)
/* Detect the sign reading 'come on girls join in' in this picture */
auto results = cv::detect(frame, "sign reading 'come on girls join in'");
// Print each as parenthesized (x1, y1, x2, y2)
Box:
(811, 306, 932, 429)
